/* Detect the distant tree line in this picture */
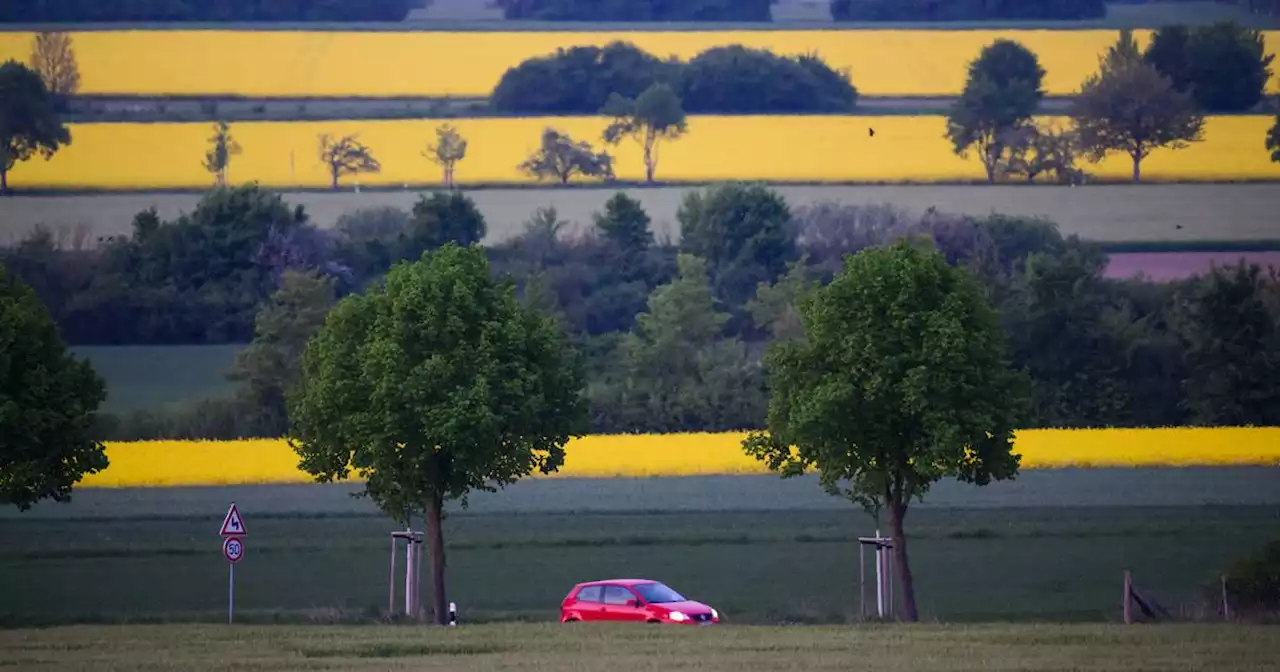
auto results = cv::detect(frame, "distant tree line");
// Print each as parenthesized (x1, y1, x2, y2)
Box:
(0, 0, 412, 22)
(4, 182, 1278, 439)
(830, 0, 1105, 21)
(495, 0, 776, 21)
(491, 42, 857, 114)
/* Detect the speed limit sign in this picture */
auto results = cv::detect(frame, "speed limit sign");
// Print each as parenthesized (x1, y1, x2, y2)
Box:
(223, 536, 245, 564)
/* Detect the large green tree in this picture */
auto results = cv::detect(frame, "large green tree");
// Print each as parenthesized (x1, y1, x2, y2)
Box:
(606, 253, 764, 432)
(0, 59, 71, 194)
(1071, 32, 1204, 183)
(946, 39, 1046, 183)
(742, 238, 1030, 622)
(1, 265, 108, 511)
(287, 243, 587, 624)
(1171, 261, 1280, 427)
(226, 268, 338, 436)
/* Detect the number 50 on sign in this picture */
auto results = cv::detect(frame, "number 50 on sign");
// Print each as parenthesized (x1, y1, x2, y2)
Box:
(223, 537, 245, 563)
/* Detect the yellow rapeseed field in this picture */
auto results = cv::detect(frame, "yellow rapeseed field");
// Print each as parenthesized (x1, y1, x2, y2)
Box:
(0, 29, 1277, 98)
(9, 115, 1277, 189)
(80, 428, 1280, 488)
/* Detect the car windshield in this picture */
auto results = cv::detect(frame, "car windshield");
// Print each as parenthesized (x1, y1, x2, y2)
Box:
(632, 582, 685, 604)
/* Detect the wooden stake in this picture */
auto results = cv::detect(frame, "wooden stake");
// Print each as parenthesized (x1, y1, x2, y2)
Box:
(1221, 574, 1231, 621)
(1123, 570, 1132, 625)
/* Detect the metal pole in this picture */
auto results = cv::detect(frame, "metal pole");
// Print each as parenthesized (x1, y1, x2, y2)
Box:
(389, 536, 397, 616)
(228, 562, 234, 624)
(404, 536, 414, 616)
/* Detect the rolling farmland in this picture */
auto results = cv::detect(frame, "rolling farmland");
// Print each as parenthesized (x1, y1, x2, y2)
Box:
(4, 28, 1278, 98)
(4, 116, 1278, 192)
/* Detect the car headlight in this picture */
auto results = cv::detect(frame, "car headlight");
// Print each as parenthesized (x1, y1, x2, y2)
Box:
(668, 611, 688, 622)
(711, 608, 719, 619)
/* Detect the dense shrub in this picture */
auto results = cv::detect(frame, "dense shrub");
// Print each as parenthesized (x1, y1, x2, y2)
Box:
(491, 42, 681, 114)
(680, 46, 857, 113)
(829, 0, 1105, 21)
(0, 0, 412, 22)
(495, 0, 775, 21)
(1223, 539, 1280, 616)
(491, 42, 856, 114)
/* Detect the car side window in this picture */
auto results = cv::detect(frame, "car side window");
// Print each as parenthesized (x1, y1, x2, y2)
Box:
(602, 585, 637, 606)
(577, 586, 603, 603)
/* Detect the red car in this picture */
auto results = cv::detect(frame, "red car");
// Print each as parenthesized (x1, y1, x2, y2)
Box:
(560, 579, 720, 625)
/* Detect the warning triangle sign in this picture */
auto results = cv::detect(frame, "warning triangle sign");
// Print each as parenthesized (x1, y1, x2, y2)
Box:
(219, 503, 247, 536)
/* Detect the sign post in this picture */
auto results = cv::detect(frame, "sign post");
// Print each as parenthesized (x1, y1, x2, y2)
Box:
(220, 503, 247, 624)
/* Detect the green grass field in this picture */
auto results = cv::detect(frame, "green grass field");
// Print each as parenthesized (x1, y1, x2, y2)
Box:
(2, 471, 1278, 626)
(68, 345, 242, 414)
(6, 184, 1280, 249)
(4, 622, 1277, 672)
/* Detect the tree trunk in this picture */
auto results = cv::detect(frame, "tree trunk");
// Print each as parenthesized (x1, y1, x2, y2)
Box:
(425, 495, 448, 625)
(331, 168, 339, 190)
(0, 168, 7, 194)
(887, 500, 919, 622)
(1131, 153, 1142, 183)
(644, 141, 655, 183)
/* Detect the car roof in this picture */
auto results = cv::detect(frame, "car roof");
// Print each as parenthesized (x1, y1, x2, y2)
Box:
(575, 579, 660, 587)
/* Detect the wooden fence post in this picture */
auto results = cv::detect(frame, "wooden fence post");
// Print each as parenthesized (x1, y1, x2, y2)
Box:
(1123, 570, 1132, 625)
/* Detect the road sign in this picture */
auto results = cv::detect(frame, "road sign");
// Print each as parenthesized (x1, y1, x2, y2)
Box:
(219, 503, 247, 536)
(223, 536, 245, 563)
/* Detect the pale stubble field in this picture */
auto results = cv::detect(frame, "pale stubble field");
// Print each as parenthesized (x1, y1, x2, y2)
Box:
(4, 184, 1280, 247)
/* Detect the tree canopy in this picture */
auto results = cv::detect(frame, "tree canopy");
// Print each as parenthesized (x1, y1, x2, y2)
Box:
(287, 243, 587, 624)
(742, 238, 1030, 622)
(0, 59, 71, 193)
(1071, 32, 1205, 183)
(946, 40, 1046, 182)
(1, 265, 108, 511)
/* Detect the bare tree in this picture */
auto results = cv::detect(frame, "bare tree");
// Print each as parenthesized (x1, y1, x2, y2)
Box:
(1002, 122, 1086, 185)
(601, 83, 687, 183)
(518, 128, 613, 185)
(30, 32, 80, 107)
(318, 133, 381, 190)
(424, 123, 467, 188)
(202, 121, 242, 187)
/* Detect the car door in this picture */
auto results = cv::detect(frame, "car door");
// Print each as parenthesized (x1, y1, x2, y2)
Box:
(601, 584, 647, 622)
(574, 585, 606, 621)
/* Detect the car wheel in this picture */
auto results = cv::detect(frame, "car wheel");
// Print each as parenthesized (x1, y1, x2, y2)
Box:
(646, 619, 661, 624)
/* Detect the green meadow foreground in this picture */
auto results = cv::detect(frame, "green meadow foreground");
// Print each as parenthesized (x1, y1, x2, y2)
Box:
(2, 471, 1278, 626)
(2, 622, 1277, 672)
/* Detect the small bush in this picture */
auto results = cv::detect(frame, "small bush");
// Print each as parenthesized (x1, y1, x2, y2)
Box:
(830, 0, 1105, 21)
(1223, 539, 1280, 616)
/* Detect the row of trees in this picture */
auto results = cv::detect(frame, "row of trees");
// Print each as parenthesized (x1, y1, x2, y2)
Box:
(0, 0, 413, 22)
(6, 181, 1278, 441)
(830, 0, 1105, 21)
(495, 0, 1105, 21)
(496, 0, 775, 21)
(7, 220, 1277, 624)
(946, 27, 1274, 183)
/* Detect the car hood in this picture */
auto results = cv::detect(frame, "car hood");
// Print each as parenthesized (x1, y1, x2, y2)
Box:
(650, 600, 713, 614)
